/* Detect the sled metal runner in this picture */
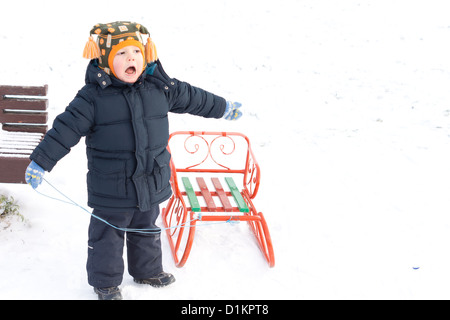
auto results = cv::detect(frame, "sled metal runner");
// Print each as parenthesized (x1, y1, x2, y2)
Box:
(162, 131, 275, 267)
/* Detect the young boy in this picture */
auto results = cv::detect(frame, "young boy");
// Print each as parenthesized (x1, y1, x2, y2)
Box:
(25, 21, 242, 300)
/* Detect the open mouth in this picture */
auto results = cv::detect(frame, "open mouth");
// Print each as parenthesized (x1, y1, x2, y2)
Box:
(125, 66, 136, 75)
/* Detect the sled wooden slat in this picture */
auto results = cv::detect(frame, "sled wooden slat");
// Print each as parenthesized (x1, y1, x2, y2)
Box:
(225, 177, 249, 213)
(196, 177, 217, 212)
(211, 177, 233, 212)
(182, 177, 201, 212)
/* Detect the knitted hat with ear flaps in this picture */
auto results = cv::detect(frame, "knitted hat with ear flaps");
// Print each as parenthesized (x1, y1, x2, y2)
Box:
(83, 21, 158, 78)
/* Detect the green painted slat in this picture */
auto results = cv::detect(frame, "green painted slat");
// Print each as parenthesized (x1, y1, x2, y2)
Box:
(225, 177, 249, 213)
(182, 177, 201, 212)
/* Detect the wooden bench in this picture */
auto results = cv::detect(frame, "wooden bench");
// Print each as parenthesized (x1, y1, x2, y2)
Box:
(162, 131, 275, 268)
(0, 85, 48, 183)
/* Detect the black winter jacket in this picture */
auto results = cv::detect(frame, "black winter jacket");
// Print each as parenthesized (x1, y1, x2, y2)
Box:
(30, 60, 226, 212)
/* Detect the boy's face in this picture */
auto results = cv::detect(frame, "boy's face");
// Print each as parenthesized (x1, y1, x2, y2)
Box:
(112, 45, 144, 83)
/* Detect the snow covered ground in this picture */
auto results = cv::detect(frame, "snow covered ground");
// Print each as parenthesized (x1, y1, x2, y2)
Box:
(2, 0, 450, 300)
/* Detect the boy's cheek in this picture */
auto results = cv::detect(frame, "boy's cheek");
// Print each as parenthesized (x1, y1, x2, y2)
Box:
(113, 58, 124, 73)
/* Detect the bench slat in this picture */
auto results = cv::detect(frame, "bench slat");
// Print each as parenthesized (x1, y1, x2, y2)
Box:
(1, 123, 47, 133)
(0, 85, 48, 96)
(0, 99, 48, 110)
(225, 177, 249, 213)
(0, 137, 42, 144)
(181, 177, 201, 212)
(0, 111, 47, 124)
(211, 178, 233, 212)
(196, 177, 217, 212)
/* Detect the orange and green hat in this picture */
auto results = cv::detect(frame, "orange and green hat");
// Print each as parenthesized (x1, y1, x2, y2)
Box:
(83, 21, 158, 77)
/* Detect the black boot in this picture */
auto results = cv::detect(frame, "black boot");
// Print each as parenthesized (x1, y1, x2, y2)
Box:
(134, 272, 176, 288)
(94, 286, 123, 300)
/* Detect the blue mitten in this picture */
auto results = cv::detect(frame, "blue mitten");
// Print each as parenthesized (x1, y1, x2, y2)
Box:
(223, 101, 242, 121)
(25, 161, 45, 189)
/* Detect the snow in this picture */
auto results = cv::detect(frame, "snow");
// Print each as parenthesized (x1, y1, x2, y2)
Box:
(2, 0, 450, 300)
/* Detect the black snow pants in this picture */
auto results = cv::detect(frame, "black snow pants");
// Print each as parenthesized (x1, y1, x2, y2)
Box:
(86, 206, 163, 288)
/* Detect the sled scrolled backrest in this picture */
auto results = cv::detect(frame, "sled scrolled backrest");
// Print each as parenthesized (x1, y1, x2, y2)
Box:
(167, 131, 261, 199)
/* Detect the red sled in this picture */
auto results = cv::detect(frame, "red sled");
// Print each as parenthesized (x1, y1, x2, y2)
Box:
(162, 131, 275, 267)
